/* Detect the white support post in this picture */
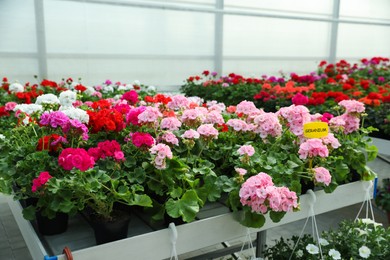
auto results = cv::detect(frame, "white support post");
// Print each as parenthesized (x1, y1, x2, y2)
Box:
(214, 0, 224, 76)
(329, 0, 340, 63)
(34, 0, 48, 81)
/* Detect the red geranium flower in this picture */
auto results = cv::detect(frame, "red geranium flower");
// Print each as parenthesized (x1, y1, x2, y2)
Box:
(36, 134, 64, 152)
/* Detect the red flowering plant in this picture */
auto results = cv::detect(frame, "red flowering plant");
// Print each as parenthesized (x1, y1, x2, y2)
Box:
(180, 70, 266, 106)
(0, 89, 157, 221)
(0, 101, 96, 219)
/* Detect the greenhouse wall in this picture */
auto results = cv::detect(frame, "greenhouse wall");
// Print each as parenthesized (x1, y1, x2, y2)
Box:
(1, 0, 389, 92)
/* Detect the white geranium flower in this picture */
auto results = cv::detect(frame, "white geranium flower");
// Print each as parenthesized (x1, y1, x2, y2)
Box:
(187, 96, 204, 106)
(22, 115, 31, 125)
(9, 82, 24, 93)
(102, 85, 114, 93)
(319, 238, 329, 246)
(328, 249, 341, 259)
(83, 86, 96, 96)
(359, 245, 371, 259)
(13, 104, 43, 114)
(296, 249, 303, 257)
(306, 244, 319, 255)
(117, 85, 128, 91)
(35, 94, 60, 105)
(60, 107, 89, 124)
(147, 85, 156, 92)
(133, 80, 141, 86)
(59, 90, 77, 107)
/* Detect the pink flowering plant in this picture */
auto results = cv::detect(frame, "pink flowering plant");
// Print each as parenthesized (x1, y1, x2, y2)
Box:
(219, 100, 377, 227)
(0, 82, 378, 228)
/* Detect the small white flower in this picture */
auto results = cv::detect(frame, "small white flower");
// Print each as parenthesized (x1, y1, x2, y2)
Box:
(9, 82, 24, 93)
(35, 94, 60, 105)
(360, 218, 383, 228)
(306, 244, 319, 255)
(0, 134, 5, 140)
(319, 238, 329, 246)
(22, 115, 30, 125)
(355, 228, 368, 236)
(359, 245, 371, 259)
(296, 249, 303, 257)
(328, 249, 341, 259)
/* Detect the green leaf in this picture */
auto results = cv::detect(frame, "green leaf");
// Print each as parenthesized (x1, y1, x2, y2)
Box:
(132, 194, 153, 207)
(267, 156, 277, 165)
(165, 190, 199, 222)
(286, 160, 299, 169)
(170, 187, 183, 199)
(365, 144, 378, 161)
(323, 182, 338, 193)
(269, 211, 286, 223)
(240, 209, 266, 228)
(128, 167, 146, 184)
(290, 180, 301, 193)
(22, 205, 36, 220)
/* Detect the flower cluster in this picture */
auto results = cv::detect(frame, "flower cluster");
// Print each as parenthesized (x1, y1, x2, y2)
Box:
(58, 148, 95, 171)
(239, 172, 299, 214)
(149, 143, 173, 169)
(88, 140, 125, 162)
(32, 171, 52, 192)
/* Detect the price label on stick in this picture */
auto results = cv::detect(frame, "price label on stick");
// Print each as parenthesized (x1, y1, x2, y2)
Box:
(303, 122, 329, 138)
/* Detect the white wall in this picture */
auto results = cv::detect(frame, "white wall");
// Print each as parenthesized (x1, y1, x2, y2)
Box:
(0, 0, 389, 91)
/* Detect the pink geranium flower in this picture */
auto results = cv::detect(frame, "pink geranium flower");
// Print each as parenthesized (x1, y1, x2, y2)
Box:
(298, 138, 329, 159)
(237, 145, 255, 156)
(313, 167, 332, 186)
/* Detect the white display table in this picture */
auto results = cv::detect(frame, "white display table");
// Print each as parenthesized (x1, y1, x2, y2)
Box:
(7, 181, 373, 260)
(371, 137, 390, 156)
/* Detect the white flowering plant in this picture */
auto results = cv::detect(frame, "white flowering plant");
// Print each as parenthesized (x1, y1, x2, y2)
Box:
(264, 218, 390, 259)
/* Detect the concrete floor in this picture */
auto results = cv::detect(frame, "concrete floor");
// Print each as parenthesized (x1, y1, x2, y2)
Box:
(0, 155, 389, 260)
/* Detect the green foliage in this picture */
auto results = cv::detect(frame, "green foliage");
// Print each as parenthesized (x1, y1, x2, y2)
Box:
(375, 178, 390, 212)
(264, 219, 390, 260)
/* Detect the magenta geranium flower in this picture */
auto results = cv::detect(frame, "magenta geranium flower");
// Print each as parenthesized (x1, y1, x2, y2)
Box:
(291, 93, 309, 105)
(131, 132, 155, 148)
(59, 148, 95, 171)
(32, 171, 52, 192)
(121, 90, 138, 105)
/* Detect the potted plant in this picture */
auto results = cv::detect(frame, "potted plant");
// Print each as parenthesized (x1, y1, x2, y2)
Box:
(264, 218, 390, 259)
(375, 178, 390, 224)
